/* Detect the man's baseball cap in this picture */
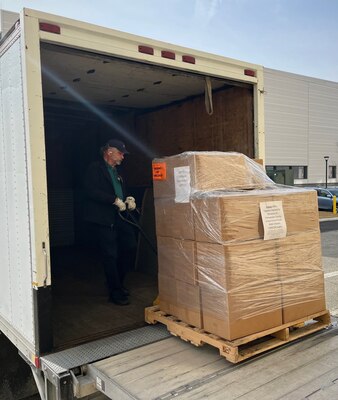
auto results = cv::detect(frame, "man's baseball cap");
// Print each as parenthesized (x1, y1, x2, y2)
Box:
(105, 139, 129, 154)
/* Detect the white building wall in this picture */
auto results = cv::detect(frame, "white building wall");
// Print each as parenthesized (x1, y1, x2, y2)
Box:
(264, 68, 338, 185)
(308, 83, 338, 183)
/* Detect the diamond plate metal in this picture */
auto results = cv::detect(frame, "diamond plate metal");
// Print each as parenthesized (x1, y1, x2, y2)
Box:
(41, 325, 169, 375)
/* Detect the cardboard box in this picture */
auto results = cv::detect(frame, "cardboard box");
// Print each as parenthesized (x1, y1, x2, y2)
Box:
(153, 152, 273, 199)
(276, 232, 326, 323)
(154, 199, 194, 240)
(194, 188, 319, 244)
(196, 240, 283, 340)
(157, 236, 197, 285)
(196, 240, 281, 287)
(176, 281, 202, 328)
(159, 233, 326, 336)
(158, 274, 177, 316)
(201, 281, 283, 340)
(158, 274, 202, 327)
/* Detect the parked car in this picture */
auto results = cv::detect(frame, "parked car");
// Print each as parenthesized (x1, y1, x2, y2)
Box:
(312, 187, 338, 211)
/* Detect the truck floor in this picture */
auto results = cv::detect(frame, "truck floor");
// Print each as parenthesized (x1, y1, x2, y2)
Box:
(51, 246, 157, 350)
(89, 321, 338, 400)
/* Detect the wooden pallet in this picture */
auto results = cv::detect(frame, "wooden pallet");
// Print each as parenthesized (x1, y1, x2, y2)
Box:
(145, 306, 331, 363)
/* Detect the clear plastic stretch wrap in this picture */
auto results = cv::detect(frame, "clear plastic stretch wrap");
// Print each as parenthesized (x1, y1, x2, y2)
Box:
(153, 151, 275, 199)
(192, 187, 320, 243)
(153, 151, 326, 340)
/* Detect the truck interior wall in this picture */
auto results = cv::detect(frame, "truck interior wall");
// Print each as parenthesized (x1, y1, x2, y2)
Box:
(125, 86, 254, 187)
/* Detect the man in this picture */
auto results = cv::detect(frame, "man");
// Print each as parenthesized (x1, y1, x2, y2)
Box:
(84, 139, 137, 305)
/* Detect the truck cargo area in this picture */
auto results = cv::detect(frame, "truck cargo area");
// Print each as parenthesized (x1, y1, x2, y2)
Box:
(40, 43, 255, 350)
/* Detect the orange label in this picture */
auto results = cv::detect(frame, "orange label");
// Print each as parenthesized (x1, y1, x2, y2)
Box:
(152, 162, 167, 181)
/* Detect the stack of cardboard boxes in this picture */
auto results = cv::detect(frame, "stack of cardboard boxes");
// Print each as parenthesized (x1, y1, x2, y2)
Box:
(153, 152, 326, 341)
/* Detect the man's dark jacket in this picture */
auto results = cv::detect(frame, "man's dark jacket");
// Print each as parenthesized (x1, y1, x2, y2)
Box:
(83, 159, 125, 226)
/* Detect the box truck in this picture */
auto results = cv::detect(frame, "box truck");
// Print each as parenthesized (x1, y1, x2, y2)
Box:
(0, 7, 267, 399)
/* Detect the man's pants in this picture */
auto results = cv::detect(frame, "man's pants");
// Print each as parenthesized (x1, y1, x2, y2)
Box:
(95, 218, 137, 299)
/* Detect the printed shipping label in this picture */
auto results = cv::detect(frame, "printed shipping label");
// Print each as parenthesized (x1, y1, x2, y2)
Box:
(260, 201, 287, 240)
(152, 162, 167, 181)
(174, 166, 191, 203)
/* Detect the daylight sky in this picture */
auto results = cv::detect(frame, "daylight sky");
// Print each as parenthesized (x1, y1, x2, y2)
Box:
(1, 0, 338, 82)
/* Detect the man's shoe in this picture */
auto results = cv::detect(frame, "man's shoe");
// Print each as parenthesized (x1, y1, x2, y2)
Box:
(109, 296, 130, 306)
(121, 287, 130, 296)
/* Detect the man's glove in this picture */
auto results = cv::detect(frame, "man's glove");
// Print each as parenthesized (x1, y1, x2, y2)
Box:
(125, 196, 136, 211)
(114, 197, 126, 211)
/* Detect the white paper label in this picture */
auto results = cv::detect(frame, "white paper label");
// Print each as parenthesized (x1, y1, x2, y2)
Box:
(174, 166, 191, 203)
(260, 201, 287, 240)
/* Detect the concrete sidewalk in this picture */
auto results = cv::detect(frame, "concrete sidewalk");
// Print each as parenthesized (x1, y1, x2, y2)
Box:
(319, 210, 338, 221)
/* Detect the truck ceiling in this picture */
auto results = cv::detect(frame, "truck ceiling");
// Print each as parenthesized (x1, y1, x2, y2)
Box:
(40, 43, 237, 110)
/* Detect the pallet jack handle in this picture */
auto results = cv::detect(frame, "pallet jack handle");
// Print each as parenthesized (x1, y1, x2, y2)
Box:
(118, 209, 158, 256)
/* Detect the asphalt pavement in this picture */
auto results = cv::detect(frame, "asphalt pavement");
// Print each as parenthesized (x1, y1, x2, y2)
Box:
(320, 219, 338, 232)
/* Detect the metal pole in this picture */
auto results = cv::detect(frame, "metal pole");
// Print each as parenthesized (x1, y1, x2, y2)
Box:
(324, 156, 329, 188)
(326, 159, 328, 188)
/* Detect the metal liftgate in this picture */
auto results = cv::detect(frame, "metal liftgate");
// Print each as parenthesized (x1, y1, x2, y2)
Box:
(39, 325, 170, 399)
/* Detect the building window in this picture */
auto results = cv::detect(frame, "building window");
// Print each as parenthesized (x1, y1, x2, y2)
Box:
(266, 165, 308, 179)
(265, 165, 308, 182)
(293, 166, 307, 179)
(329, 165, 337, 179)
(295, 167, 302, 179)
